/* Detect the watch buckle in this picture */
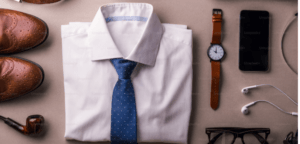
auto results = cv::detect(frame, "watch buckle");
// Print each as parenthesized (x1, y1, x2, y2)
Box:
(213, 9, 222, 16)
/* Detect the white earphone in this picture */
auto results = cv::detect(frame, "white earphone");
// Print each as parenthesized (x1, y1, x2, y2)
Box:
(241, 84, 298, 116)
(241, 102, 256, 115)
(241, 85, 257, 94)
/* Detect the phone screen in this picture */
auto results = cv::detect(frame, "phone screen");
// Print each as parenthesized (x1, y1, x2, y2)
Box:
(239, 10, 269, 71)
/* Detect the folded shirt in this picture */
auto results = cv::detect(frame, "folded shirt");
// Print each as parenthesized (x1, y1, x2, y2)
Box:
(61, 3, 192, 143)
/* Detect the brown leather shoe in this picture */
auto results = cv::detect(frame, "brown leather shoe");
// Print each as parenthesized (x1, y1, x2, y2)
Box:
(0, 9, 48, 54)
(0, 57, 44, 102)
(19, 0, 61, 4)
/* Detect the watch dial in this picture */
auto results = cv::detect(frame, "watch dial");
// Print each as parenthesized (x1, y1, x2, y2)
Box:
(208, 45, 224, 61)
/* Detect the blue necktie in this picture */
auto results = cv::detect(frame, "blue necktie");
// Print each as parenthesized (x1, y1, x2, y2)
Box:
(110, 59, 138, 144)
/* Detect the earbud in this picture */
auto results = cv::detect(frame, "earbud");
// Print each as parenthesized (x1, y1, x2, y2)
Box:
(242, 100, 298, 116)
(0, 115, 44, 136)
(241, 84, 298, 116)
(241, 84, 298, 106)
(241, 102, 256, 115)
(241, 85, 258, 94)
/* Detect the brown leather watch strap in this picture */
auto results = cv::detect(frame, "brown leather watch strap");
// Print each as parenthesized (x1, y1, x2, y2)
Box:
(210, 61, 221, 110)
(211, 9, 222, 44)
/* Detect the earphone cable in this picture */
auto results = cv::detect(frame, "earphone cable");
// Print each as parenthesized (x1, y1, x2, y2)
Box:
(256, 100, 295, 115)
(281, 13, 298, 75)
(0, 115, 5, 121)
(257, 84, 298, 106)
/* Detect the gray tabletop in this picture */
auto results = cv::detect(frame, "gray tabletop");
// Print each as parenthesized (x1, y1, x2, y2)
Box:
(0, 0, 297, 144)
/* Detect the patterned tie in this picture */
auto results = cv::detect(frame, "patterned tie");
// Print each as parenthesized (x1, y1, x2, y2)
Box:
(110, 58, 138, 144)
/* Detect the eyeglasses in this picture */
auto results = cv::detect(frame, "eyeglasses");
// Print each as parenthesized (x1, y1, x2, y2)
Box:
(206, 127, 270, 144)
(284, 130, 298, 144)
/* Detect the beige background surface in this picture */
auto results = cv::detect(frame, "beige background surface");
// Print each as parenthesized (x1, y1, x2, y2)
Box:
(0, 0, 298, 144)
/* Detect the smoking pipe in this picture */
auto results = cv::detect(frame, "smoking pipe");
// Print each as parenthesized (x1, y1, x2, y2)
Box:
(0, 115, 44, 136)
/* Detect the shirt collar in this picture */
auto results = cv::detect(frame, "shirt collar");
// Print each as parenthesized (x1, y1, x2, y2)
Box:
(88, 3, 164, 66)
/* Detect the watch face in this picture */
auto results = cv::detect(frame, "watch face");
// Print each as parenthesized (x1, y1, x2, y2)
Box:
(208, 44, 225, 61)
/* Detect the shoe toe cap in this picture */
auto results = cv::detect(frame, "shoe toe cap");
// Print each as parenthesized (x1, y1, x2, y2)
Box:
(23, 0, 61, 4)
(0, 57, 44, 102)
(13, 12, 48, 52)
(0, 9, 48, 54)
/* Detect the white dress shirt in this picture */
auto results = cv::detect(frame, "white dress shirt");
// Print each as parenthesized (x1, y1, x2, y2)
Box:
(61, 3, 192, 143)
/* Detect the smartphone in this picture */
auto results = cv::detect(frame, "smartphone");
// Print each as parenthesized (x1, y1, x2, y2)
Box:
(239, 10, 269, 71)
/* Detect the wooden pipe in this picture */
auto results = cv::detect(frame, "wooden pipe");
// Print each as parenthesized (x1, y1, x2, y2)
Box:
(0, 115, 44, 136)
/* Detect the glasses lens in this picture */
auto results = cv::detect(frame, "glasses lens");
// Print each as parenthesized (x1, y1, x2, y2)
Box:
(243, 133, 265, 144)
(210, 132, 235, 144)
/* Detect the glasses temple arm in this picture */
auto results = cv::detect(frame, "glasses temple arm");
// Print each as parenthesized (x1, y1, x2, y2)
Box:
(252, 133, 269, 144)
(208, 133, 223, 144)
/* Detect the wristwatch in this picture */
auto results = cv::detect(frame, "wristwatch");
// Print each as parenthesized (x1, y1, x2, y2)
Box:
(207, 9, 226, 110)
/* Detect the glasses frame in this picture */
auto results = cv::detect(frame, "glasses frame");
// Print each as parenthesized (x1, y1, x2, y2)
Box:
(206, 127, 270, 144)
(284, 130, 298, 144)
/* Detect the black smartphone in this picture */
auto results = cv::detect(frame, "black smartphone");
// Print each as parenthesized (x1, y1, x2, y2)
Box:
(239, 10, 270, 71)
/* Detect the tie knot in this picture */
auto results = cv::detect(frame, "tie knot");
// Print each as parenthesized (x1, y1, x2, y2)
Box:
(111, 59, 137, 79)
